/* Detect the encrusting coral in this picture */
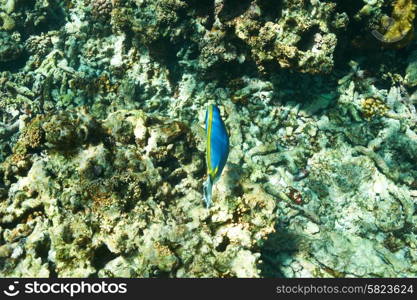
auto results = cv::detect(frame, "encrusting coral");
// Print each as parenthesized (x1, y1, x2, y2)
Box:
(382, 0, 416, 47)
(0, 109, 276, 277)
(0, 0, 417, 278)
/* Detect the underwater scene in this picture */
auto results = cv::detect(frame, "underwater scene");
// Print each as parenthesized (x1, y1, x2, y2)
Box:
(0, 0, 417, 278)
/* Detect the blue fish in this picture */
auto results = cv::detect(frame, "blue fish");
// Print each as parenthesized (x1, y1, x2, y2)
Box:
(203, 104, 229, 208)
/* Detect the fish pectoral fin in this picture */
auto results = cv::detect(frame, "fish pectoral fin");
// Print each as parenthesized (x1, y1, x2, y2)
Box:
(209, 166, 219, 181)
(203, 178, 213, 208)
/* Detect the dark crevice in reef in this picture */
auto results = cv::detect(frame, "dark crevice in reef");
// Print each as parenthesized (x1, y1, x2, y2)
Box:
(48, 262, 58, 278)
(215, 236, 230, 252)
(188, 0, 214, 17)
(27, 6, 67, 39)
(3, 173, 19, 187)
(91, 243, 118, 272)
(259, 226, 304, 278)
(188, 0, 215, 30)
(34, 237, 50, 262)
(333, 0, 370, 63)
(257, 0, 283, 22)
(156, 157, 180, 172)
(35, 234, 58, 278)
(149, 39, 184, 87)
(20, 0, 36, 10)
(188, 0, 215, 14)
(0, 204, 45, 230)
(0, 52, 30, 73)
(150, 266, 171, 278)
(192, 163, 206, 180)
(335, 0, 363, 16)
(167, 171, 187, 187)
(297, 25, 321, 52)
(332, 0, 408, 65)
(218, 0, 252, 23)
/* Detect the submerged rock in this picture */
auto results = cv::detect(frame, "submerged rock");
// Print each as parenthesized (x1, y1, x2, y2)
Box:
(0, 109, 276, 277)
(0, 0, 417, 278)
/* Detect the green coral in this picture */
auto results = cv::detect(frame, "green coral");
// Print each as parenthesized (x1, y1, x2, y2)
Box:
(0, 11, 15, 30)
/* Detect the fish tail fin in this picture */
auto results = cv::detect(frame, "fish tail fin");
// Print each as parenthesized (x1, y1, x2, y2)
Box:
(203, 177, 213, 208)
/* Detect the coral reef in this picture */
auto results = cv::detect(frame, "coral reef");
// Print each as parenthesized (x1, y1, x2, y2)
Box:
(0, 109, 276, 277)
(230, 0, 344, 73)
(0, 0, 417, 278)
(381, 0, 416, 46)
(0, 32, 22, 62)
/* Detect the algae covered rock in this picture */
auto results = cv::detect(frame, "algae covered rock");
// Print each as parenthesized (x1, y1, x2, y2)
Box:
(0, 31, 23, 62)
(42, 110, 97, 150)
(405, 50, 417, 87)
(0, 108, 276, 277)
